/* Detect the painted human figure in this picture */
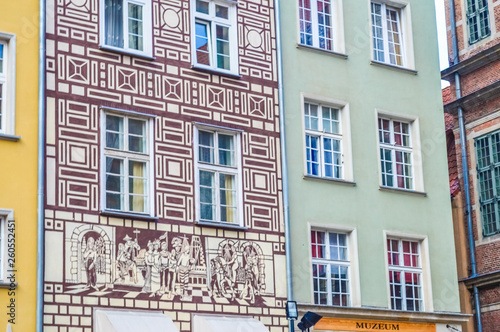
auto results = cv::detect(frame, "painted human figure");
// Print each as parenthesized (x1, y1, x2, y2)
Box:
(115, 243, 127, 283)
(158, 241, 170, 295)
(167, 237, 182, 297)
(124, 235, 141, 283)
(176, 237, 195, 300)
(83, 237, 99, 291)
(142, 241, 154, 293)
(150, 240, 161, 296)
(220, 242, 238, 300)
(240, 245, 260, 303)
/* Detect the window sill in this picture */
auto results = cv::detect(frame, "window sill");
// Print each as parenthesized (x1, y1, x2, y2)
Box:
(196, 220, 248, 231)
(99, 45, 155, 61)
(303, 175, 356, 186)
(100, 210, 159, 221)
(191, 65, 242, 79)
(0, 134, 21, 142)
(379, 186, 427, 197)
(0, 282, 17, 289)
(297, 44, 348, 59)
(370, 61, 417, 75)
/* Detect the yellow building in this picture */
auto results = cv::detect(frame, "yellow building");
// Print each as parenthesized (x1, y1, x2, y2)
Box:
(0, 0, 39, 331)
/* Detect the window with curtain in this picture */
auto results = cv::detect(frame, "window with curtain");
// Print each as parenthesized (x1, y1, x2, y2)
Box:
(467, 0, 490, 44)
(196, 128, 239, 224)
(102, 0, 151, 55)
(304, 102, 343, 179)
(475, 130, 500, 236)
(378, 117, 413, 190)
(104, 113, 151, 214)
(387, 238, 423, 311)
(311, 230, 350, 306)
(371, 2, 405, 67)
(298, 0, 334, 51)
(193, 0, 237, 73)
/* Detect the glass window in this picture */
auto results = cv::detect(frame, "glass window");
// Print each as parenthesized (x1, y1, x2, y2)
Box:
(103, 113, 151, 214)
(475, 130, 500, 236)
(311, 230, 350, 306)
(387, 238, 422, 311)
(103, 0, 151, 55)
(467, 0, 490, 44)
(298, 0, 334, 51)
(304, 102, 343, 179)
(193, 0, 236, 72)
(196, 128, 240, 224)
(378, 117, 413, 190)
(371, 2, 404, 67)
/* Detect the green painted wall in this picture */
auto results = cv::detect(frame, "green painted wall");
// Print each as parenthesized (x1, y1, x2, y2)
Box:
(280, 0, 460, 312)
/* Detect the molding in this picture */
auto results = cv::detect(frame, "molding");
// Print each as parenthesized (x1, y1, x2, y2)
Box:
(464, 108, 500, 131)
(461, 270, 500, 289)
(370, 61, 418, 75)
(443, 80, 500, 114)
(441, 43, 500, 80)
(195, 220, 248, 231)
(98, 45, 155, 61)
(0, 134, 20, 142)
(0, 282, 17, 289)
(297, 303, 471, 324)
(303, 175, 356, 186)
(190, 65, 242, 79)
(100, 210, 159, 221)
(379, 186, 427, 197)
(296, 44, 348, 59)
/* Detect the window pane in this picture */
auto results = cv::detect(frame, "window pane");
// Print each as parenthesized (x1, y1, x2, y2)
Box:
(371, 2, 384, 62)
(104, 0, 124, 48)
(199, 170, 215, 221)
(311, 230, 326, 258)
(199, 131, 214, 163)
(196, 0, 209, 14)
(0, 44, 3, 73)
(106, 157, 123, 210)
(216, 25, 230, 70)
(299, 0, 313, 47)
(128, 3, 144, 51)
(306, 135, 320, 176)
(195, 22, 210, 66)
(216, 5, 229, 19)
(128, 119, 146, 153)
(218, 134, 235, 166)
(106, 115, 124, 149)
(219, 173, 236, 223)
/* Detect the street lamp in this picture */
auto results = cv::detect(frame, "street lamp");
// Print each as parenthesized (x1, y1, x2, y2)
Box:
(297, 311, 322, 332)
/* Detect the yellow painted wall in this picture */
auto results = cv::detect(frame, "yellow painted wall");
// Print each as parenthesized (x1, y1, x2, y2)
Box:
(0, 0, 39, 331)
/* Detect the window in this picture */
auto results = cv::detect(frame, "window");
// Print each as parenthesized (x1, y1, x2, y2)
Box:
(378, 117, 413, 190)
(103, 112, 152, 215)
(475, 130, 500, 236)
(311, 230, 350, 306)
(195, 127, 242, 224)
(192, 0, 237, 73)
(299, 0, 334, 51)
(467, 0, 490, 44)
(101, 0, 152, 56)
(387, 238, 422, 311)
(305, 102, 343, 179)
(0, 33, 16, 137)
(371, 2, 405, 67)
(0, 209, 13, 282)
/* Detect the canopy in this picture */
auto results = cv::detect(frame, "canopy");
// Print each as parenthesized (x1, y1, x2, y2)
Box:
(193, 315, 269, 332)
(95, 309, 179, 332)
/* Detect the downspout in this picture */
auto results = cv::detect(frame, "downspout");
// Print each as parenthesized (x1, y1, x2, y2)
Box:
(36, 0, 46, 331)
(274, 0, 294, 331)
(447, 0, 482, 329)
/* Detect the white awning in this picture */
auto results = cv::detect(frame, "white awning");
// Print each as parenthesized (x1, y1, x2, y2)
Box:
(193, 315, 270, 332)
(95, 309, 179, 332)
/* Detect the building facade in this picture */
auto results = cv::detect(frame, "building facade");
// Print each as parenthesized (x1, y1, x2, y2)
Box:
(279, 0, 467, 330)
(0, 0, 40, 331)
(443, 0, 500, 329)
(42, 0, 287, 331)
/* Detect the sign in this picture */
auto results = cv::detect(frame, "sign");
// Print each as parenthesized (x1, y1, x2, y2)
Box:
(314, 318, 436, 332)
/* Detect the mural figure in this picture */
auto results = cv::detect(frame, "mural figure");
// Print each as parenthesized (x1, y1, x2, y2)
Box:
(83, 237, 99, 291)
(150, 239, 161, 296)
(142, 241, 154, 294)
(240, 244, 264, 303)
(115, 235, 140, 284)
(177, 237, 196, 301)
(158, 240, 170, 295)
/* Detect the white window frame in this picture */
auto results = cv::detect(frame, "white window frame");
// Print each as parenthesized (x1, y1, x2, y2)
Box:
(0, 209, 14, 283)
(383, 231, 433, 312)
(308, 223, 361, 307)
(100, 109, 155, 216)
(194, 124, 243, 226)
(0, 33, 16, 137)
(190, 0, 239, 75)
(376, 110, 423, 192)
(369, 0, 415, 69)
(302, 94, 354, 182)
(99, 0, 153, 57)
(297, 0, 345, 54)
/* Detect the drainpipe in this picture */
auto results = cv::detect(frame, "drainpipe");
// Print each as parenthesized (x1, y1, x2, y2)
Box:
(274, 0, 294, 331)
(448, 0, 482, 330)
(36, 0, 46, 331)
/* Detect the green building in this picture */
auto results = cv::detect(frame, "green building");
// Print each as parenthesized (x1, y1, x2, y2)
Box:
(279, 0, 468, 330)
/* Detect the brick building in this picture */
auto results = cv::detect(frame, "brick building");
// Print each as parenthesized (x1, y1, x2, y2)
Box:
(42, 0, 287, 331)
(443, 0, 500, 329)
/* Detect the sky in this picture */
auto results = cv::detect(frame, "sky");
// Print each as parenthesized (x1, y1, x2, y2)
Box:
(435, 0, 451, 87)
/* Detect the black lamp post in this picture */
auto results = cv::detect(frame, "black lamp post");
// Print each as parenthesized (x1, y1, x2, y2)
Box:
(297, 311, 322, 332)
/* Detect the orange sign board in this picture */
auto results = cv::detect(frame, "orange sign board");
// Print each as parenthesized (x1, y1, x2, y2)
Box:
(314, 317, 436, 332)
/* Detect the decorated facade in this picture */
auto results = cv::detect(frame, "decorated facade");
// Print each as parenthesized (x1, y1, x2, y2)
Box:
(43, 0, 287, 331)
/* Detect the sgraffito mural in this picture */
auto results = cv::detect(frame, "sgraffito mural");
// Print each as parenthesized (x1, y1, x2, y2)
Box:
(63, 222, 277, 306)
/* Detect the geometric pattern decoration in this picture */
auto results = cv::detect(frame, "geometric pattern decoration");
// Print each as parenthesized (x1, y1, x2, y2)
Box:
(44, 0, 286, 331)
